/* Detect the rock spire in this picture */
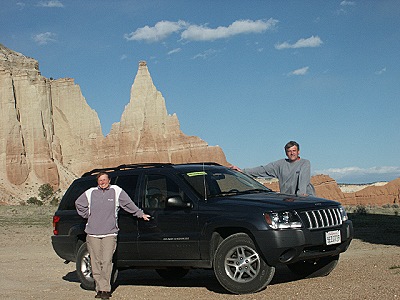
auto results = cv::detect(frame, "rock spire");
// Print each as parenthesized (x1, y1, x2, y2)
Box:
(0, 44, 228, 202)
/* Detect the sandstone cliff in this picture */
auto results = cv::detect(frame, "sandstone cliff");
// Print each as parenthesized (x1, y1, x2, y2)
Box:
(0, 44, 398, 206)
(0, 44, 227, 203)
(263, 175, 399, 206)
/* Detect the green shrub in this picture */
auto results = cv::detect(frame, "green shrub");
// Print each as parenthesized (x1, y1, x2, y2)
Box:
(354, 205, 368, 214)
(50, 197, 60, 206)
(27, 197, 43, 206)
(38, 183, 54, 200)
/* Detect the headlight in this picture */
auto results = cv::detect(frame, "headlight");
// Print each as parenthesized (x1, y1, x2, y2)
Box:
(339, 205, 349, 222)
(264, 211, 303, 229)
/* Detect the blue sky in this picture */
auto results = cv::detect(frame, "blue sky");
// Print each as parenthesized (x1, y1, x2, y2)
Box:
(1, 0, 399, 184)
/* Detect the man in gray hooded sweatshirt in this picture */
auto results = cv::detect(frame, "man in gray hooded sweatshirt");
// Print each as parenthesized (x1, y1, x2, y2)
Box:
(75, 172, 150, 299)
(232, 141, 315, 196)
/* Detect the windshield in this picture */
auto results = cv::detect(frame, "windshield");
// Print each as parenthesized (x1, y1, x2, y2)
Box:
(179, 167, 271, 199)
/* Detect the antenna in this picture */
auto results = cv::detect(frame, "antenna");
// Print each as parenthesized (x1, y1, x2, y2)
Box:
(203, 163, 207, 201)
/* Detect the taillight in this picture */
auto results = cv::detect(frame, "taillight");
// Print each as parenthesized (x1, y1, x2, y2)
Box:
(53, 215, 60, 235)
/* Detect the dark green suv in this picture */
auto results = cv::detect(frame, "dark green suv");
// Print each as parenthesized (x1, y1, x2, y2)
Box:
(51, 163, 353, 294)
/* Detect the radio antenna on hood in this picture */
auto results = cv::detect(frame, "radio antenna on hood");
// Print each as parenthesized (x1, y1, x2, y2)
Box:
(203, 163, 207, 202)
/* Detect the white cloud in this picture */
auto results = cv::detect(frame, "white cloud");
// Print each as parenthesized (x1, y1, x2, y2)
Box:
(37, 0, 64, 7)
(181, 18, 278, 41)
(125, 18, 277, 43)
(375, 67, 386, 75)
(167, 48, 182, 55)
(315, 166, 400, 183)
(32, 32, 57, 45)
(289, 66, 309, 76)
(124, 20, 188, 42)
(275, 35, 323, 50)
(340, 1, 356, 6)
(120, 54, 128, 60)
(337, 1, 355, 14)
(192, 49, 219, 60)
(16, 2, 25, 9)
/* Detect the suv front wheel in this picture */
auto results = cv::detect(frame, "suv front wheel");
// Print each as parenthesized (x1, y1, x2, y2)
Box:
(213, 233, 275, 294)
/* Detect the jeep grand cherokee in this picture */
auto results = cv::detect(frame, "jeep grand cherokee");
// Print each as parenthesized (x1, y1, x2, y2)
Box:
(51, 163, 353, 294)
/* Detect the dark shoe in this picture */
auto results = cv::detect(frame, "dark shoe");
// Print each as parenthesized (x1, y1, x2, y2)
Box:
(95, 291, 102, 298)
(100, 291, 111, 300)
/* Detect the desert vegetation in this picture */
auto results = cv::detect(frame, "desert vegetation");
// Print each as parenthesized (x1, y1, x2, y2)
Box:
(21, 183, 61, 207)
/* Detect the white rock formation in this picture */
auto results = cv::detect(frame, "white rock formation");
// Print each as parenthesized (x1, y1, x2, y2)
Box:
(0, 44, 227, 203)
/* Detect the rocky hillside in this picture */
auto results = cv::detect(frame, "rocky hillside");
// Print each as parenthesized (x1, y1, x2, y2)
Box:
(0, 44, 398, 206)
(0, 44, 227, 203)
(263, 175, 399, 206)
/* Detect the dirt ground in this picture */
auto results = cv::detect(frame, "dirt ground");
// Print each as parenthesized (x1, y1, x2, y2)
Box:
(0, 206, 399, 300)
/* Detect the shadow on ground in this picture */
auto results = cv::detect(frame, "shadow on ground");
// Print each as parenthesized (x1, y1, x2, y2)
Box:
(348, 213, 400, 246)
(63, 265, 300, 295)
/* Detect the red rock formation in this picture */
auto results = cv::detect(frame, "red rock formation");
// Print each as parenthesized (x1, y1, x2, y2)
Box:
(262, 174, 400, 206)
(350, 178, 400, 206)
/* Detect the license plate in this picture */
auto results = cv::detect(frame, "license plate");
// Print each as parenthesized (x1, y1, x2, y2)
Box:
(325, 230, 341, 245)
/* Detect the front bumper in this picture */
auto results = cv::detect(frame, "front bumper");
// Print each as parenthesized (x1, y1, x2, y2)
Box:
(254, 220, 353, 266)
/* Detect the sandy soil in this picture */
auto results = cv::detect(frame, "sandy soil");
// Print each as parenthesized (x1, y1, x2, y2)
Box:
(0, 210, 399, 300)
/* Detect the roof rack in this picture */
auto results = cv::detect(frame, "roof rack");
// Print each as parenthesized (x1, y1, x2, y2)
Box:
(81, 162, 222, 177)
(81, 163, 172, 177)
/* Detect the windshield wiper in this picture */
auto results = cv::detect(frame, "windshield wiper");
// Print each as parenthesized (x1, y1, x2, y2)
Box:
(209, 189, 270, 198)
(241, 188, 271, 194)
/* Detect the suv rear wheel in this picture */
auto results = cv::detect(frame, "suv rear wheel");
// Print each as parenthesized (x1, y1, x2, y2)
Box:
(213, 233, 275, 294)
(76, 242, 118, 290)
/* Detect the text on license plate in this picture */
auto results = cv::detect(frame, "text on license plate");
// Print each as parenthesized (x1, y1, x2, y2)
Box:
(325, 230, 341, 245)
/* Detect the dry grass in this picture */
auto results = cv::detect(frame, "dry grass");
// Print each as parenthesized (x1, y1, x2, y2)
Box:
(0, 205, 55, 227)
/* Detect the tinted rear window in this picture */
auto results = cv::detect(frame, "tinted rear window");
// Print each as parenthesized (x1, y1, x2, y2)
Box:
(58, 177, 97, 210)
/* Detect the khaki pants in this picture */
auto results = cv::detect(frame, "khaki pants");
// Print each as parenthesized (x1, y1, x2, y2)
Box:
(86, 235, 117, 292)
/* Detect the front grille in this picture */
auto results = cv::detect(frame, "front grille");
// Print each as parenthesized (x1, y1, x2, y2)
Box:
(300, 207, 342, 230)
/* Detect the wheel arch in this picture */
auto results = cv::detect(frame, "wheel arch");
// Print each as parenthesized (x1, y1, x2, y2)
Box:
(69, 224, 86, 261)
(208, 226, 260, 266)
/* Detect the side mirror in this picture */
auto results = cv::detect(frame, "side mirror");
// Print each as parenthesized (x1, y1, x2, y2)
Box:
(166, 196, 193, 208)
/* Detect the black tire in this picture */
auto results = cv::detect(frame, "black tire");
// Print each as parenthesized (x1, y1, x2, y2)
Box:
(156, 267, 189, 280)
(75, 242, 118, 290)
(287, 254, 340, 278)
(213, 233, 275, 294)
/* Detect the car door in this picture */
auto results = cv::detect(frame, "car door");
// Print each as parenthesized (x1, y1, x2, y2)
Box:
(137, 172, 200, 260)
(113, 173, 140, 261)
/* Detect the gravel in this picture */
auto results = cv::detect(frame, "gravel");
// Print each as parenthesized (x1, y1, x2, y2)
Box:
(0, 213, 399, 299)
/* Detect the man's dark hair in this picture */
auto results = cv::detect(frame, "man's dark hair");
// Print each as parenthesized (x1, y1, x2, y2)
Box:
(284, 141, 300, 151)
(96, 171, 109, 180)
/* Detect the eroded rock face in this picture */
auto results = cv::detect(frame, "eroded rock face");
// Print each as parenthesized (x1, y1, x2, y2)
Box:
(100, 61, 227, 170)
(0, 45, 59, 189)
(0, 44, 397, 206)
(262, 174, 399, 206)
(0, 45, 228, 202)
(312, 175, 400, 206)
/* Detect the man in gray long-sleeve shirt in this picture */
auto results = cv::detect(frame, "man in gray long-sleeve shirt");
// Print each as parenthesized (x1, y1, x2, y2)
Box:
(233, 141, 315, 196)
(75, 172, 150, 299)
